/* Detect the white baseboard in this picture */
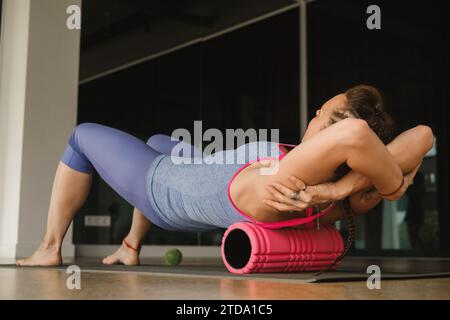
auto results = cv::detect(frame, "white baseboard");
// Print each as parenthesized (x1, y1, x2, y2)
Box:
(0, 243, 16, 258)
(76, 245, 221, 258)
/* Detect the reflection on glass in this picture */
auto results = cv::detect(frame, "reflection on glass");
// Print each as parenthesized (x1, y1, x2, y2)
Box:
(75, 8, 299, 246)
(355, 137, 439, 255)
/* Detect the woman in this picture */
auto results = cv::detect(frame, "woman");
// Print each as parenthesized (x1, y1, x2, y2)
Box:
(16, 85, 433, 266)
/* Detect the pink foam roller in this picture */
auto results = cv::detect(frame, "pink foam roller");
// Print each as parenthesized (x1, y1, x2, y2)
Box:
(221, 222, 344, 274)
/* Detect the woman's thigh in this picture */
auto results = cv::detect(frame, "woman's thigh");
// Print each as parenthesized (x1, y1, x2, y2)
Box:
(146, 134, 202, 157)
(63, 123, 162, 221)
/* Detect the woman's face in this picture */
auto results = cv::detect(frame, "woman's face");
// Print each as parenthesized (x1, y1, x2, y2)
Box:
(301, 93, 348, 142)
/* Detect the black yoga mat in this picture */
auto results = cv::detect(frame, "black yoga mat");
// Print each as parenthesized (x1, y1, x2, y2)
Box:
(2, 257, 450, 283)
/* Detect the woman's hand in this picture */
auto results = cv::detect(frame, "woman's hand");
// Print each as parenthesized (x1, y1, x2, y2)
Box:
(381, 160, 422, 201)
(264, 160, 423, 212)
(263, 175, 339, 212)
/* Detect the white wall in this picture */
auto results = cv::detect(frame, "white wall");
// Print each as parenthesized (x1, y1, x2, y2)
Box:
(0, 0, 81, 258)
(0, 0, 29, 257)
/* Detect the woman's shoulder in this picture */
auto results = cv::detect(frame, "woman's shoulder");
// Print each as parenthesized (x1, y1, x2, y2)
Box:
(237, 141, 284, 160)
(239, 140, 284, 149)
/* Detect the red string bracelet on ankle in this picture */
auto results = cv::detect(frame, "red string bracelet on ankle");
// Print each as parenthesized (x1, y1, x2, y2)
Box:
(123, 239, 141, 252)
(379, 176, 405, 197)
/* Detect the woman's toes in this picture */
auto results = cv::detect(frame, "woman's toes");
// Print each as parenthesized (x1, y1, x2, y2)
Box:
(102, 255, 116, 265)
(102, 257, 112, 265)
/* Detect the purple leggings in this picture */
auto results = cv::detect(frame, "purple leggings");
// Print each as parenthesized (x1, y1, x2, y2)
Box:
(60, 123, 199, 230)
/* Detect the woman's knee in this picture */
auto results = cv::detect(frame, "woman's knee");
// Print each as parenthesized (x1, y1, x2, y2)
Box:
(62, 123, 99, 173)
(146, 134, 174, 146)
(73, 122, 100, 137)
(69, 122, 100, 152)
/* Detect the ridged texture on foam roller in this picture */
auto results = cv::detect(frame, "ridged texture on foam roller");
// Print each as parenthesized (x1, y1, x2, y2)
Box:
(222, 222, 344, 274)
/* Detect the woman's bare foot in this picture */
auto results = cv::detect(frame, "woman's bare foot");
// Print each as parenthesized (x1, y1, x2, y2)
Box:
(102, 241, 140, 266)
(16, 242, 62, 266)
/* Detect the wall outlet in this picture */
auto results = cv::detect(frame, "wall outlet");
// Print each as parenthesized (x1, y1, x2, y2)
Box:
(84, 215, 111, 227)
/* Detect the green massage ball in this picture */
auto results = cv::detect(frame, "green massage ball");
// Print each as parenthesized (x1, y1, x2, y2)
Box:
(165, 248, 183, 266)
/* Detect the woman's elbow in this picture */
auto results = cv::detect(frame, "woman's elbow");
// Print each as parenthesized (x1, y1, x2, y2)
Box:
(416, 125, 434, 152)
(340, 118, 371, 149)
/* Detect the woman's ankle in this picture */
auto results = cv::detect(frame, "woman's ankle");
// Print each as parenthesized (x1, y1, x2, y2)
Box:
(123, 236, 142, 252)
(41, 236, 62, 252)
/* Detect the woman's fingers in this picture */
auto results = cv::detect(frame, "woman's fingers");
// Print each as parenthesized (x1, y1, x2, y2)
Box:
(267, 185, 297, 205)
(263, 199, 299, 212)
(271, 182, 296, 198)
(267, 184, 308, 209)
(271, 181, 311, 205)
(299, 189, 313, 203)
(269, 181, 313, 205)
(301, 183, 337, 203)
(267, 185, 308, 211)
(288, 175, 306, 190)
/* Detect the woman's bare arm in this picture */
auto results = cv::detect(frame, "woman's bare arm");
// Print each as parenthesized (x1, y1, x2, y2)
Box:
(319, 162, 426, 223)
(320, 125, 433, 223)
(252, 117, 406, 221)
(332, 124, 434, 201)
(265, 125, 434, 221)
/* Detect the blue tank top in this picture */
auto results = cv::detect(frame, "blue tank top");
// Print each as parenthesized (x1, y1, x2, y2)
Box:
(145, 141, 284, 231)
